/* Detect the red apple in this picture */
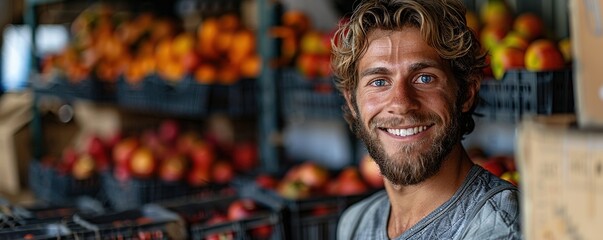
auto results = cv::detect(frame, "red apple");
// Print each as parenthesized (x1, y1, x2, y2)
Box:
(295, 162, 329, 189)
(335, 167, 369, 196)
(513, 12, 544, 41)
(112, 137, 139, 166)
(525, 39, 565, 71)
(72, 154, 96, 180)
(189, 142, 215, 170)
(159, 154, 187, 182)
(212, 161, 234, 184)
(232, 142, 258, 172)
(359, 154, 384, 189)
(129, 147, 156, 179)
(227, 198, 258, 221)
(490, 45, 525, 80)
(158, 119, 181, 145)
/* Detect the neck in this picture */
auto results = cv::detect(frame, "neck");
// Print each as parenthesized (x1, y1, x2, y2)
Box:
(385, 143, 474, 238)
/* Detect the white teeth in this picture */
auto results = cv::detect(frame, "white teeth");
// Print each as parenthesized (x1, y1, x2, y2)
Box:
(386, 126, 428, 137)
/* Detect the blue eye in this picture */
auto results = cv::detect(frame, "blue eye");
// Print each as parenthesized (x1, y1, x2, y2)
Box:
(417, 75, 433, 84)
(371, 79, 387, 86)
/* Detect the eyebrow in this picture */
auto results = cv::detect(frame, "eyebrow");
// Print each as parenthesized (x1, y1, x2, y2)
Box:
(359, 60, 442, 79)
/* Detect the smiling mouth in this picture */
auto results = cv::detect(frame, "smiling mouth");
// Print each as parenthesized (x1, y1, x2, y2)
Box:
(382, 124, 432, 137)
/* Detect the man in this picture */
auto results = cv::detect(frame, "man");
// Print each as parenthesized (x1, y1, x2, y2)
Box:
(331, 0, 521, 239)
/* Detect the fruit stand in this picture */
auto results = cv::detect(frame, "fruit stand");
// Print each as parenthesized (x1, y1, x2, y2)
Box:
(0, 0, 589, 239)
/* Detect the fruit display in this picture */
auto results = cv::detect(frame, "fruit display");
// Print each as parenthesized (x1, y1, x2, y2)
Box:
(35, 2, 261, 115)
(33, 118, 261, 210)
(475, 0, 570, 80)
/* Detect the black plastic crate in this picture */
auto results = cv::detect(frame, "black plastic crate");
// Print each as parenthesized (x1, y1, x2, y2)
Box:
(116, 75, 155, 112)
(33, 74, 116, 102)
(145, 74, 211, 116)
(100, 172, 189, 211)
(478, 69, 574, 122)
(210, 79, 258, 116)
(161, 193, 285, 240)
(72, 204, 186, 239)
(28, 160, 101, 206)
(280, 70, 344, 120)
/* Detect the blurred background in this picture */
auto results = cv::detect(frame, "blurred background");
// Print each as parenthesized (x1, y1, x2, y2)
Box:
(0, 0, 598, 239)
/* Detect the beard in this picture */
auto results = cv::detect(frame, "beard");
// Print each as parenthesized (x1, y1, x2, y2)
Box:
(351, 101, 463, 186)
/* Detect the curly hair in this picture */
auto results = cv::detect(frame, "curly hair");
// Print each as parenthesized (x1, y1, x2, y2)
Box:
(331, 0, 487, 136)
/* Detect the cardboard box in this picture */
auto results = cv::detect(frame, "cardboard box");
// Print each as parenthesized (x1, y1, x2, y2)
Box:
(517, 115, 603, 240)
(0, 92, 33, 195)
(570, 0, 603, 128)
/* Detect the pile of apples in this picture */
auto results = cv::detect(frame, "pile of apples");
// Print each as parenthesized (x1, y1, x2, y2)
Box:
(47, 119, 259, 189)
(470, 0, 571, 80)
(271, 11, 336, 80)
(253, 154, 385, 200)
(41, 3, 260, 86)
(469, 147, 519, 187)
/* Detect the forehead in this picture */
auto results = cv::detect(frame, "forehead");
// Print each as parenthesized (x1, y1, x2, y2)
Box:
(359, 28, 446, 70)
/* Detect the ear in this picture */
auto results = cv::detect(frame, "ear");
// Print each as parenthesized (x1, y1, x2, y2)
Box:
(343, 90, 358, 118)
(461, 78, 480, 113)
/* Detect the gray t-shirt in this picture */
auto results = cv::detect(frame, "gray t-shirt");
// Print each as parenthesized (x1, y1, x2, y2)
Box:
(337, 165, 521, 240)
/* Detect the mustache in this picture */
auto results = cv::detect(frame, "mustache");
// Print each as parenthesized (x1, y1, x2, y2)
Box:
(369, 113, 441, 129)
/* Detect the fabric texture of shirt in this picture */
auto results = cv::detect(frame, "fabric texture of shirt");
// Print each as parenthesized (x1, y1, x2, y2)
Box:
(337, 165, 521, 240)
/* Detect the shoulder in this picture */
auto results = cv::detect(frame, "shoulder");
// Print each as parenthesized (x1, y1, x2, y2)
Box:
(460, 166, 521, 239)
(337, 190, 388, 240)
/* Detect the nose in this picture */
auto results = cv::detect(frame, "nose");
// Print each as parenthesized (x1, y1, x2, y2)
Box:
(386, 82, 420, 115)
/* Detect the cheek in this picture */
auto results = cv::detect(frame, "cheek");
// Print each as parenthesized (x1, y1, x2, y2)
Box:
(356, 93, 384, 122)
